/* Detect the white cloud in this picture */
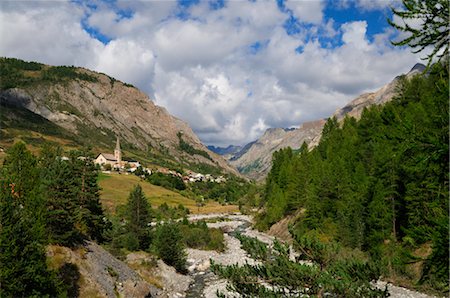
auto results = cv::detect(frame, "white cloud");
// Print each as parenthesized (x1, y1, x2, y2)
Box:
(0, 2, 103, 67)
(284, 0, 325, 24)
(94, 39, 156, 92)
(0, 0, 422, 147)
(341, 21, 370, 50)
(355, 0, 401, 11)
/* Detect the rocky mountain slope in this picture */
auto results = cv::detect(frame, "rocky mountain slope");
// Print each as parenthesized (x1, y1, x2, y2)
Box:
(0, 58, 238, 175)
(207, 145, 242, 159)
(230, 120, 326, 180)
(231, 63, 425, 180)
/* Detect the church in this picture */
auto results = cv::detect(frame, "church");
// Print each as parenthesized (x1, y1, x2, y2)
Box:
(95, 137, 123, 169)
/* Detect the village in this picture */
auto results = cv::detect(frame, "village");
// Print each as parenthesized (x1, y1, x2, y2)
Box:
(94, 138, 227, 184)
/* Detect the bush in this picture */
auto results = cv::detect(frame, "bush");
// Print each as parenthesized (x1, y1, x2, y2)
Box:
(179, 220, 225, 252)
(153, 222, 187, 273)
(147, 172, 185, 191)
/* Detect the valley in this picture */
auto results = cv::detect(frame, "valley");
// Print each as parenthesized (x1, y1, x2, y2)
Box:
(1, 1, 448, 295)
(98, 172, 238, 215)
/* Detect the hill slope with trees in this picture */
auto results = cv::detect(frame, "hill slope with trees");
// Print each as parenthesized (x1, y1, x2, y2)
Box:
(258, 61, 448, 294)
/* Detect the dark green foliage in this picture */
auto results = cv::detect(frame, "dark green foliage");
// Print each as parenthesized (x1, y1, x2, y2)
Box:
(180, 220, 225, 251)
(0, 57, 97, 90)
(42, 66, 98, 82)
(177, 132, 212, 161)
(58, 263, 80, 298)
(259, 63, 449, 292)
(188, 176, 252, 203)
(212, 234, 388, 297)
(105, 188, 150, 253)
(0, 143, 61, 297)
(388, 0, 449, 67)
(419, 216, 449, 291)
(153, 202, 189, 221)
(153, 222, 187, 273)
(125, 185, 152, 250)
(40, 146, 109, 246)
(235, 233, 269, 261)
(147, 172, 186, 190)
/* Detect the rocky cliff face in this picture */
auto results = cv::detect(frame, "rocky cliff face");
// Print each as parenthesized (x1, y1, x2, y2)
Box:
(332, 63, 426, 122)
(0, 59, 238, 175)
(207, 145, 242, 160)
(230, 120, 326, 180)
(231, 64, 425, 180)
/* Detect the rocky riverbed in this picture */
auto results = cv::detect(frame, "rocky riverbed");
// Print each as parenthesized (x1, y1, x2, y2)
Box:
(156, 213, 438, 298)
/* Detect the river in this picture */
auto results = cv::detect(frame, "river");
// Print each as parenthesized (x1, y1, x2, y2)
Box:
(161, 213, 438, 298)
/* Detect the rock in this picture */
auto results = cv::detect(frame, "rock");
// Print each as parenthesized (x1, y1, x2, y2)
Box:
(187, 264, 196, 272)
(197, 260, 210, 272)
(154, 260, 192, 297)
(231, 63, 426, 180)
(47, 242, 160, 298)
(0, 63, 239, 175)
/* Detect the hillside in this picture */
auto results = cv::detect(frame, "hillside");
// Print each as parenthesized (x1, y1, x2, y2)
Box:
(98, 172, 238, 215)
(230, 121, 326, 180)
(230, 63, 426, 180)
(0, 57, 238, 175)
(258, 62, 449, 295)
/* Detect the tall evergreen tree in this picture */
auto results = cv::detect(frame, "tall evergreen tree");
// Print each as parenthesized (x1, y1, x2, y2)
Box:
(69, 149, 109, 242)
(389, 0, 449, 67)
(153, 222, 187, 273)
(0, 143, 60, 297)
(40, 147, 83, 246)
(126, 184, 152, 249)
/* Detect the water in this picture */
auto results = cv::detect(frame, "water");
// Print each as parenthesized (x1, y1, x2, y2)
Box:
(184, 216, 252, 297)
(185, 272, 211, 298)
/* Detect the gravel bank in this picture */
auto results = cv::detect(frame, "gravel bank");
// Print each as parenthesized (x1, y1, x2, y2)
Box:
(183, 213, 439, 298)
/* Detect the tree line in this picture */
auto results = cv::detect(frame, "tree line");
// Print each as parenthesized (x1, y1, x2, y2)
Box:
(0, 143, 108, 296)
(258, 61, 448, 293)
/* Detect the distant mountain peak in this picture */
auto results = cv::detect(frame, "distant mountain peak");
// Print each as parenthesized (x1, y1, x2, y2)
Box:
(231, 64, 422, 180)
(409, 63, 426, 74)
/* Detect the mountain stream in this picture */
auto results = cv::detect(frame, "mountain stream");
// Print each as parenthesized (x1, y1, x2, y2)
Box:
(173, 213, 437, 298)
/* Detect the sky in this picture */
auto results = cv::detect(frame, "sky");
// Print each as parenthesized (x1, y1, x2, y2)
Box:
(0, 0, 424, 147)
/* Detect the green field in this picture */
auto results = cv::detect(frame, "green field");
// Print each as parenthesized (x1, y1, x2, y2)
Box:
(98, 172, 238, 215)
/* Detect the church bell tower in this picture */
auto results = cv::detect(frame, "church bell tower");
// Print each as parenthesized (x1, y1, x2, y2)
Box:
(114, 137, 122, 165)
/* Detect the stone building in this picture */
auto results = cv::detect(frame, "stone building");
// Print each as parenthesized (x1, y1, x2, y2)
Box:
(95, 137, 122, 169)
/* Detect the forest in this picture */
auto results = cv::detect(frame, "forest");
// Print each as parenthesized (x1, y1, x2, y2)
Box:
(0, 144, 224, 296)
(255, 61, 448, 294)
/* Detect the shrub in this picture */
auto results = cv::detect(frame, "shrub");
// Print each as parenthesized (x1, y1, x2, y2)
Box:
(153, 222, 187, 273)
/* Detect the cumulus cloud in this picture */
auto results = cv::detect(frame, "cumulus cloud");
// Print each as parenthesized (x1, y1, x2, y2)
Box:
(284, 0, 324, 24)
(0, 0, 421, 147)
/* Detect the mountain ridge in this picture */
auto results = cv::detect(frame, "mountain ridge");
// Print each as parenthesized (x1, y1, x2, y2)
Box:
(0, 58, 238, 175)
(230, 63, 426, 180)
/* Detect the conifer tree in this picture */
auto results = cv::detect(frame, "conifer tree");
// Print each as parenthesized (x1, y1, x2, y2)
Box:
(126, 184, 151, 249)
(153, 222, 187, 273)
(40, 147, 83, 246)
(69, 149, 109, 242)
(389, 0, 449, 67)
(0, 143, 60, 297)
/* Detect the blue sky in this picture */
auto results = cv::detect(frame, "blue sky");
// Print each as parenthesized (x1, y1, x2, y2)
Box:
(0, 0, 422, 146)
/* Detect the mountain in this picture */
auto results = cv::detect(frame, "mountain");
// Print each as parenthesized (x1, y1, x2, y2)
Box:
(332, 63, 427, 121)
(231, 63, 425, 180)
(0, 58, 238, 175)
(229, 121, 326, 180)
(207, 145, 242, 157)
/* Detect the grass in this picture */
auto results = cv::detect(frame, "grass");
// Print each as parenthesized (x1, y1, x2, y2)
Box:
(98, 172, 238, 215)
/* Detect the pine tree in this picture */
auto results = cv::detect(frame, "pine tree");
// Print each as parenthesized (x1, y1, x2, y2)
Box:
(153, 222, 187, 273)
(126, 184, 151, 249)
(69, 149, 109, 243)
(388, 0, 449, 68)
(40, 147, 83, 246)
(0, 143, 60, 297)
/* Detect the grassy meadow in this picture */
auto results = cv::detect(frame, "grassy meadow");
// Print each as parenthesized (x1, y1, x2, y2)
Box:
(98, 172, 238, 215)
